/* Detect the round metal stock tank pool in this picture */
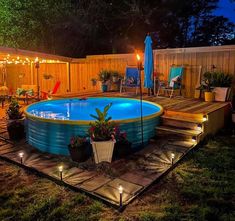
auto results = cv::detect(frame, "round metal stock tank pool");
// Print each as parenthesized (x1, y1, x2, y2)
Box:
(24, 97, 163, 155)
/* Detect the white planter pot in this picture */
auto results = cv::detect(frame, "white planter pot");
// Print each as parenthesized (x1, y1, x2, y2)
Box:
(213, 87, 229, 101)
(91, 140, 115, 164)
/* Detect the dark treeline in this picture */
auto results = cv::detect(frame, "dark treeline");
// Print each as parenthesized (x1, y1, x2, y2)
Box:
(0, 0, 234, 57)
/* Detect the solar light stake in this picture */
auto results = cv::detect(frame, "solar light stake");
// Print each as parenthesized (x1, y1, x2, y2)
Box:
(58, 165, 63, 181)
(19, 152, 24, 164)
(171, 153, 175, 165)
(118, 184, 123, 209)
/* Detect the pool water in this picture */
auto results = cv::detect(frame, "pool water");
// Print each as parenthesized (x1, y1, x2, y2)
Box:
(27, 97, 161, 121)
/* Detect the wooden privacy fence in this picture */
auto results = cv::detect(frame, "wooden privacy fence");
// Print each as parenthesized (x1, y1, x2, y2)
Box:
(3, 45, 235, 98)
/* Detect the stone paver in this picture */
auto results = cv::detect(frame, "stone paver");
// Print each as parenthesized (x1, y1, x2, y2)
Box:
(80, 175, 112, 192)
(63, 167, 84, 179)
(120, 172, 153, 187)
(95, 185, 132, 204)
(66, 170, 97, 186)
(107, 178, 142, 195)
(0, 145, 19, 155)
(0, 140, 7, 145)
(0, 131, 9, 140)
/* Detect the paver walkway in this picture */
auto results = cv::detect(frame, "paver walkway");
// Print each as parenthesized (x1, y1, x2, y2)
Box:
(0, 119, 196, 210)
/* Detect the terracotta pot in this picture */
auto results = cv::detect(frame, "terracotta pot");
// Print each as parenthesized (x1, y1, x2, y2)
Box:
(91, 140, 115, 163)
(204, 92, 214, 102)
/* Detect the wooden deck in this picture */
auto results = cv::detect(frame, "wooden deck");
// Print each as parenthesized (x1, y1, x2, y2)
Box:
(54, 91, 229, 115)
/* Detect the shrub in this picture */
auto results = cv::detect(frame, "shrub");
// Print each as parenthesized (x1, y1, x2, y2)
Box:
(88, 103, 117, 141)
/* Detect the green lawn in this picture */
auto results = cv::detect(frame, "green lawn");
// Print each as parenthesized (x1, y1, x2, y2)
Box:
(0, 132, 235, 221)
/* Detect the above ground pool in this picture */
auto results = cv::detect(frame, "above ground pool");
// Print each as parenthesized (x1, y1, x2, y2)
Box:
(25, 97, 163, 155)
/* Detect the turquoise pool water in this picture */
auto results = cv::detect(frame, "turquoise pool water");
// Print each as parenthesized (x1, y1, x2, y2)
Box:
(26, 97, 161, 121)
(25, 97, 163, 155)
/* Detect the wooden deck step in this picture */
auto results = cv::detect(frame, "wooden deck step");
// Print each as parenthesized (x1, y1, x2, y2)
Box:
(164, 110, 204, 121)
(161, 115, 203, 124)
(156, 125, 202, 140)
(161, 115, 203, 130)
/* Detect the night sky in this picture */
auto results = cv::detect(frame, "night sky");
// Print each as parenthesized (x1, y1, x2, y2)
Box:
(214, 0, 235, 23)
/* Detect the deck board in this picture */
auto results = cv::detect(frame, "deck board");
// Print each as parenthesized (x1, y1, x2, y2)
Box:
(54, 92, 229, 115)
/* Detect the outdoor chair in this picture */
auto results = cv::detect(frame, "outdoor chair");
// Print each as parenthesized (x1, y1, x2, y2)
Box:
(41, 80, 61, 99)
(157, 66, 184, 98)
(120, 67, 140, 94)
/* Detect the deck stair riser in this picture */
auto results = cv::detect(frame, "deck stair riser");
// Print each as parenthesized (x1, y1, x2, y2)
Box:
(156, 126, 202, 143)
(156, 133, 198, 144)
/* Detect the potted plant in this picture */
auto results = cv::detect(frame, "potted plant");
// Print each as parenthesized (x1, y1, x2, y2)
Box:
(98, 70, 111, 92)
(212, 72, 233, 101)
(68, 136, 90, 162)
(91, 78, 97, 86)
(88, 103, 117, 164)
(6, 99, 25, 140)
(113, 131, 132, 159)
(201, 72, 214, 102)
(110, 71, 122, 91)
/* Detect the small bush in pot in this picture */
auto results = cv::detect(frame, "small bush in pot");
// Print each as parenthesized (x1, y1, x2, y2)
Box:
(6, 99, 25, 140)
(68, 136, 90, 162)
(200, 72, 214, 102)
(88, 103, 117, 163)
(212, 72, 233, 87)
(88, 103, 117, 142)
(98, 70, 112, 92)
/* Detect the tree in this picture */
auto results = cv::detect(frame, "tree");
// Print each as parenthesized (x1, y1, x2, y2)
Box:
(0, 0, 234, 57)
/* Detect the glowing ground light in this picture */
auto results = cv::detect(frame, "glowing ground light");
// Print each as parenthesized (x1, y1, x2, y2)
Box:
(171, 153, 175, 165)
(118, 184, 123, 209)
(58, 165, 63, 181)
(19, 152, 24, 164)
(192, 137, 197, 143)
(203, 115, 208, 122)
(197, 124, 203, 131)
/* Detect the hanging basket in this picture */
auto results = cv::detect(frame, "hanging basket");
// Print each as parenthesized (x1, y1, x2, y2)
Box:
(91, 140, 115, 164)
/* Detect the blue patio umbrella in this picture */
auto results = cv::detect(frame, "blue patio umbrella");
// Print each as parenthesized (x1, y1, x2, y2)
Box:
(144, 35, 154, 89)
